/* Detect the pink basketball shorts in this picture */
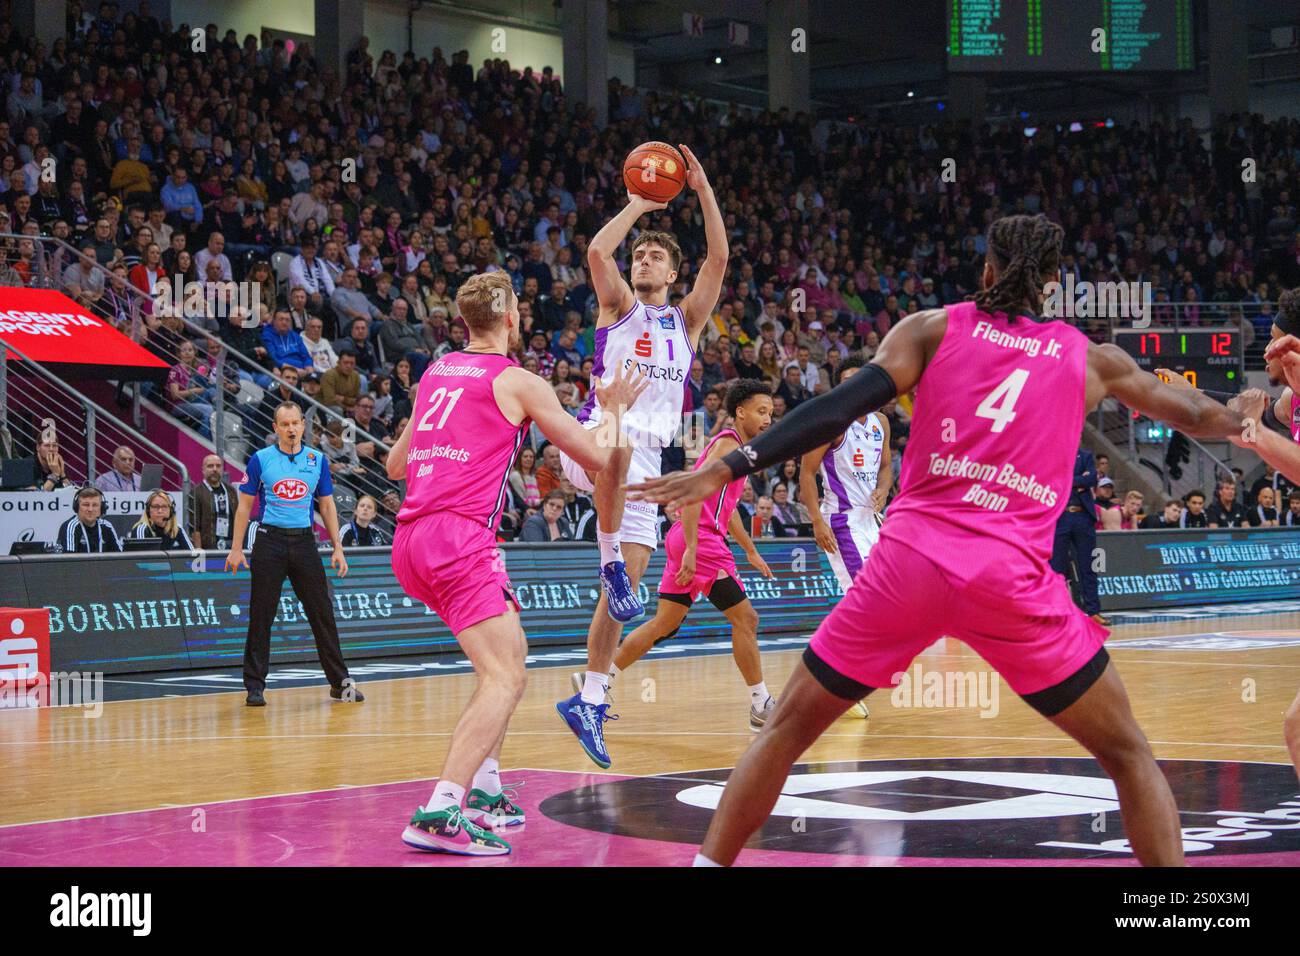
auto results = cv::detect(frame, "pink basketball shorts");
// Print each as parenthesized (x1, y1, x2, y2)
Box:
(807, 533, 1109, 714)
(393, 512, 521, 635)
(658, 523, 742, 598)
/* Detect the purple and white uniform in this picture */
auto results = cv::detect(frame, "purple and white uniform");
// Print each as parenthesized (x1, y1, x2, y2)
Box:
(560, 297, 693, 549)
(819, 412, 887, 590)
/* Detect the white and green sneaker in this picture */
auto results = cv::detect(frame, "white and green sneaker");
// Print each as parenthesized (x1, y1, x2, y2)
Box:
(463, 782, 526, 828)
(402, 804, 511, 856)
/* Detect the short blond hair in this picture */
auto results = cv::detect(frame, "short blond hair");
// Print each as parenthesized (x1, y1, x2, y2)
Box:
(456, 271, 516, 334)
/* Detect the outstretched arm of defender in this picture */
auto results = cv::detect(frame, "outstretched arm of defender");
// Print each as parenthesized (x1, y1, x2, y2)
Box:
(516, 365, 650, 472)
(1090, 342, 1243, 440)
(629, 310, 942, 511)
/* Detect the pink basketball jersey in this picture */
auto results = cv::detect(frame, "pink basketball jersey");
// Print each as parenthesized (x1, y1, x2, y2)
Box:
(396, 352, 530, 531)
(699, 428, 746, 538)
(881, 301, 1090, 581)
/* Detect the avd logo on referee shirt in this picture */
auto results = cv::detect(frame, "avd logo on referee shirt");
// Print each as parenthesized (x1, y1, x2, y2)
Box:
(272, 478, 309, 500)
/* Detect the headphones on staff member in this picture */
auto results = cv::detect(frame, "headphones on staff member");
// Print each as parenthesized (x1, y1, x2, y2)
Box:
(72, 485, 102, 510)
(146, 489, 176, 520)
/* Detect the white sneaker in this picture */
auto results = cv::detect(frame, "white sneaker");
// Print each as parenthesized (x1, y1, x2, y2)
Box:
(749, 695, 776, 732)
(570, 671, 614, 705)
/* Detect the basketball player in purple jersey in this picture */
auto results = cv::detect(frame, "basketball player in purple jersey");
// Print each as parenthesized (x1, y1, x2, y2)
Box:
(799, 358, 892, 592)
(605, 381, 778, 731)
(633, 214, 1248, 866)
(386, 272, 647, 856)
(799, 357, 891, 719)
(556, 143, 726, 770)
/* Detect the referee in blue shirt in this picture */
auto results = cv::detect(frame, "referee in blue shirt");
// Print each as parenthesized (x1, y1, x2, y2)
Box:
(225, 400, 363, 707)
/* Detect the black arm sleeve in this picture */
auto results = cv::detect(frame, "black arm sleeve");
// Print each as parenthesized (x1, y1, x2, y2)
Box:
(1262, 400, 1291, 437)
(721, 363, 899, 479)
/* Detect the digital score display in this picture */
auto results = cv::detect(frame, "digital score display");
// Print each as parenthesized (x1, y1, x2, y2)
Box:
(948, 0, 1195, 73)
(1114, 330, 1241, 395)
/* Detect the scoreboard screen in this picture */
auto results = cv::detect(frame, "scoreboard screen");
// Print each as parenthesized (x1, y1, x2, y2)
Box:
(948, 0, 1195, 73)
(1113, 330, 1242, 395)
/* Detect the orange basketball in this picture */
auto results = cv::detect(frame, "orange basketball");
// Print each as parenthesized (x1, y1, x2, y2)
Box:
(623, 141, 686, 204)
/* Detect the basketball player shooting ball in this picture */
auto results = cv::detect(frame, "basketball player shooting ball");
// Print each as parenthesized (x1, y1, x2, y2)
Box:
(799, 356, 891, 719)
(556, 143, 726, 769)
(386, 272, 647, 856)
(632, 214, 1248, 866)
(607, 379, 778, 732)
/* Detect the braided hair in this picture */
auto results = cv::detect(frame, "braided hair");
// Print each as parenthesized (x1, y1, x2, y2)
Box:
(974, 214, 1065, 319)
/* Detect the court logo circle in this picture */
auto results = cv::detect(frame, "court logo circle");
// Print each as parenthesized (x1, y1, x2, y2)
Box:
(539, 756, 1300, 861)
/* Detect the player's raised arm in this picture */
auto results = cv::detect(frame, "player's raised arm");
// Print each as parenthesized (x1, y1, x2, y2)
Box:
(510, 364, 649, 473)
(630, 309, 946, 511)
(1090, 342, 1243, 440)
(588, 193, 665, 317)
(675, 144, 726, 340)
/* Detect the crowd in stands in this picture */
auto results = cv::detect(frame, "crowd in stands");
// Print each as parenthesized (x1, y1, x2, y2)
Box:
(2, 2, 1298, 546)
(1089, 453, 1300, 530)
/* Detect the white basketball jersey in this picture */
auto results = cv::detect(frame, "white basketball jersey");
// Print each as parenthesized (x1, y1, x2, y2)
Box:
(577, 298, 692, 447)
(820, 413, 886, 514)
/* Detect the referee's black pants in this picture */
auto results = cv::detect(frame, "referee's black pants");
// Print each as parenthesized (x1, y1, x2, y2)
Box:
(243, 526, 351, 693)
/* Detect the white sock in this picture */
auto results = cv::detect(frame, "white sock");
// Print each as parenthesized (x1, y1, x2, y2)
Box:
(428, 780, 465, 812)
(581, 670, 608, 705)
(471, 757, 501, 796)
(598, 530, 622, 568)
(693, 852, 723, 867)
(748, 682, 769, 707)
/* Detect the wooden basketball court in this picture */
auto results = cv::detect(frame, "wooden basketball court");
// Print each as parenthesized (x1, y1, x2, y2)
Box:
(3, 607, 1298, 866)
